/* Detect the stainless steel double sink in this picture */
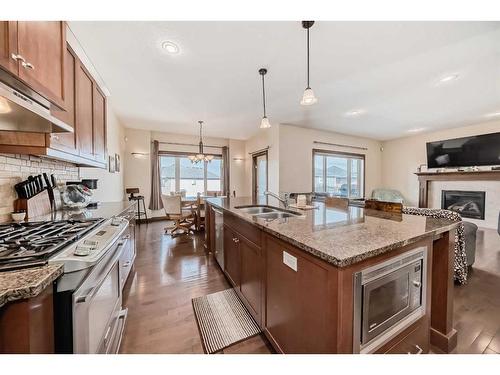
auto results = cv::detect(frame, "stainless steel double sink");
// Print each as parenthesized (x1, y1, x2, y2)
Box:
(235, 205, 303, 220)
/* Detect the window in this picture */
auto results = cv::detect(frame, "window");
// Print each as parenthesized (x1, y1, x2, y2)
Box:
(313, 150, 364, 198)
(160, 154, 223, 197)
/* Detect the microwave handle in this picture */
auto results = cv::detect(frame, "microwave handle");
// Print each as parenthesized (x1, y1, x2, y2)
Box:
(74, 239, 127, 304)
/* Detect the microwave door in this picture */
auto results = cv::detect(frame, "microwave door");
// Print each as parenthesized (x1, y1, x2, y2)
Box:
(361, 265, 413, 344)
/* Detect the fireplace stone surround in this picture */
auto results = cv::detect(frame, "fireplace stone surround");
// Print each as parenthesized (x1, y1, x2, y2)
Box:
(416, 170, 500, 229)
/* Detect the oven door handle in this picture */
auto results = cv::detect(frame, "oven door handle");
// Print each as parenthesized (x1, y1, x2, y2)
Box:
(74, 239, 127, 304)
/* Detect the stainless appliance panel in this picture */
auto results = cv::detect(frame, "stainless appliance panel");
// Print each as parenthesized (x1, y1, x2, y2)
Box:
(213, 207, 224, 269)
(353, 246, 427, 353)
(72, 237, 125, 353)
(0, 69, 73, 133)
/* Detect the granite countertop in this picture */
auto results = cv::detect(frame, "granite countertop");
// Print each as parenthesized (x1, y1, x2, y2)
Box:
(206, 196, 459, 267)
(0, 263, 64, 308)
(27, 200, 137, 222)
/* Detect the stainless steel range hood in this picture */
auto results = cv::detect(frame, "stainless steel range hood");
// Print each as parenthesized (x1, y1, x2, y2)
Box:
(0, 68, 74, 133)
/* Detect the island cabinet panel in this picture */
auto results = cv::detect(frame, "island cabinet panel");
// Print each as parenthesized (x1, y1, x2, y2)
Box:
(264, 234, 337, 353)
(0, 285, 55, 353)
(223, 224, 240, 288)
(239, 236, 263, 325)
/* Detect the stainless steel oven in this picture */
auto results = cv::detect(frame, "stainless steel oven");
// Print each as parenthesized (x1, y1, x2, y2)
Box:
(72, 234, 128, 353)
(353, 246, 427, 353)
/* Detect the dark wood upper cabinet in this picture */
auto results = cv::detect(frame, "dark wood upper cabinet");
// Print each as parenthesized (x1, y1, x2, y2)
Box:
(15, 22, 66, 109)
(0, 21, 18, 75)
(76, 62, 94, 159)
(50, 45, 77, 153)
(92, 86, 106, 162)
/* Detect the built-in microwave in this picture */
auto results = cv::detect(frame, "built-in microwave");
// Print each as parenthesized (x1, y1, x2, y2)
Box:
(353, 246, 427, 353)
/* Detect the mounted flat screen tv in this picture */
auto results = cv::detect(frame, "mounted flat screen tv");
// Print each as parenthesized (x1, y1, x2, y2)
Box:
(426, 132, 500, 169)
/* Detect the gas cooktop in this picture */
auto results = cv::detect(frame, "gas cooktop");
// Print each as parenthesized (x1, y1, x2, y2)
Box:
(0, 219, 104, 272)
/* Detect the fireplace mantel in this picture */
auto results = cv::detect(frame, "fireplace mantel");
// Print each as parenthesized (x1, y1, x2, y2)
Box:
(415, 170, 500, 207)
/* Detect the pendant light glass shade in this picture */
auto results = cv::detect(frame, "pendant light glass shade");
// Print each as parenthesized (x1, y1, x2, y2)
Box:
(301, 21, 317, 106)
(301, 87, 318, 106)
(260, 116, 271, 129)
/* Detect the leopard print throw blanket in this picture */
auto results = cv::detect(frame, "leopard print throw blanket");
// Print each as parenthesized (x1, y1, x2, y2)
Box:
(402, 207, 468, 285)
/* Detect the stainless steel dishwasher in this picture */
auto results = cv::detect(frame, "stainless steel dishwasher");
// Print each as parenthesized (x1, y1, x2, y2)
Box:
(213, 207, 224, 269)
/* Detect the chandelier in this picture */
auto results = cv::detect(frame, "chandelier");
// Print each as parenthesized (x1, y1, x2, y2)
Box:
(188, 120, 214, 164)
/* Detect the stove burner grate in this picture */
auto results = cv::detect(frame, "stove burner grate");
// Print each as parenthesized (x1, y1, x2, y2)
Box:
(0, 218, 104, 271)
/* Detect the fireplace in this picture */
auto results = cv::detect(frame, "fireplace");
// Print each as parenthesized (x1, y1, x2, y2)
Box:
(441, 190, 486, 220)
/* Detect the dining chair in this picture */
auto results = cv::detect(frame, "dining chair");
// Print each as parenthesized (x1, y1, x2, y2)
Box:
(364, 199, 403, 213)
(205, 191, 219, 197)
(161, 194, 195, 237)
(324, 196, 349, 210)
(194, 193, 206, 231)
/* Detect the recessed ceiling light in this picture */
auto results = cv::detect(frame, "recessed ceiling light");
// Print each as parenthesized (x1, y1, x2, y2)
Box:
(437, 74, 459, 84)
(344, 109, 365, 117)
(161, 41, 180, 54)
(484, 112, 500, 118)
(408, 127, 426, 133)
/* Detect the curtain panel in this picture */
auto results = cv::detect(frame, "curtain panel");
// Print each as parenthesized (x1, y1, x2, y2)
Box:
(222, 146, 230, 197)
(149, 140, 164, 210)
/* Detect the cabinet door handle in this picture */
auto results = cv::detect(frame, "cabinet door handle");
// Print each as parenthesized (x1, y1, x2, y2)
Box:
(21, 61, 35, 70)
(11, 53, 26, 63)
(51, 135, 60, 141)
(123, 261, 131, 267)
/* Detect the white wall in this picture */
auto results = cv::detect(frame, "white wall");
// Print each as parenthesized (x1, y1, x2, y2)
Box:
(228, 139, 246, 198)
(244, 125, 280, 198)
(278, 124, 383, 197)
(80, 104, 126, 202)
(381, 120, 500, 205)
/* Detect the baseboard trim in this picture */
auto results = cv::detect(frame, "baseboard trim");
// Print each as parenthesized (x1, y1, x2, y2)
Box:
(430, 327, 457, 353)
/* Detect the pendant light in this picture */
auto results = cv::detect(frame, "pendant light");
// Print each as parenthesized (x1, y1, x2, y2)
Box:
(258, 68, 271, 129)
(300, 21, 318, 106)
(188, 121, 214, 163)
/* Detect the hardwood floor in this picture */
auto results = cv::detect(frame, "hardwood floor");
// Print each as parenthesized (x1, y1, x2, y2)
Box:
(120, 221, 500, 354)
(119, 221, 273, 353)
(452, 228, 500, 354)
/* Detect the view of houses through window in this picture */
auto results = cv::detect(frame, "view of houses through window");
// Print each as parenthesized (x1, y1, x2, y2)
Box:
(160, 154, 223, 197)
(313, 150, 364, 198)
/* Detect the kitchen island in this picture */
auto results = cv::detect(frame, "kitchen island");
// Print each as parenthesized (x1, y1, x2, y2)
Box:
(205, 196, 459, 354)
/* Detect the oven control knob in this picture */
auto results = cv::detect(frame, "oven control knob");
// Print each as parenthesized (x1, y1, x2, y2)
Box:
(412, 280, 422, 288)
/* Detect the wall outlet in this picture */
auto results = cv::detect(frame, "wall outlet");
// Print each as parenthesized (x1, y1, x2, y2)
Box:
(283, 251, 297, 272)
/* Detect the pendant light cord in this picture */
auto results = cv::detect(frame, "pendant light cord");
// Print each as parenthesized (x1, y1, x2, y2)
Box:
(261, 74, 267, 117)
(306, 27, 310, 89)
(198, 121, 204, 154)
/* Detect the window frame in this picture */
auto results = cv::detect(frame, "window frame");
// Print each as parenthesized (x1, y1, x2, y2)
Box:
(159, 151, 223, 196)
(311, 148, 366, 198)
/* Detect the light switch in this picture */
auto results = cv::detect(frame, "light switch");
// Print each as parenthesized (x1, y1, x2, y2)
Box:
(283, 251, 297, 272)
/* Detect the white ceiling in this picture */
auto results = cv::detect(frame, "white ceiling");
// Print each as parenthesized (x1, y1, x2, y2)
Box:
(68, 21, 500, 141)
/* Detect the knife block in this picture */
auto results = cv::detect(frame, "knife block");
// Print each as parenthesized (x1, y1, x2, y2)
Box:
(14, 189, 52, 219)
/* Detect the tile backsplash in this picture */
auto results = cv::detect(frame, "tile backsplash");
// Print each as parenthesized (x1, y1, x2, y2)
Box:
(0, 154, 79, 222)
